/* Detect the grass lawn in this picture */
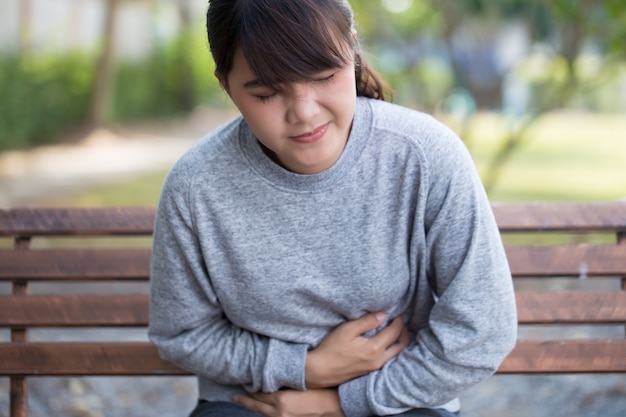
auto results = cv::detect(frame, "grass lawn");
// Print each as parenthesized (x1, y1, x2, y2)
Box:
(39, 170, 170, 207)
(466, 111, 626, 202)
(36, 111, 626, 207)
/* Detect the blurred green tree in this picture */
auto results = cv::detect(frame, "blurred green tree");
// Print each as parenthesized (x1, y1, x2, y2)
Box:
(479, 0, 626, 190)
(2, 0, 625, 182)
(349, 0, 626, 190)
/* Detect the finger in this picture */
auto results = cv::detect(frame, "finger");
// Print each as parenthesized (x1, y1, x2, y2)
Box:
(234, 394, 275, 417)
(397, 323, 410, 348)
(250, 392, 275, 404)
(343, 311, 386, 336)
(368, 316, 404, 348)
(381, 324, 410, 361)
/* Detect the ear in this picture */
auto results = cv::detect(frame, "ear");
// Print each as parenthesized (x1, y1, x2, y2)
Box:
(214, 70, 229, 93)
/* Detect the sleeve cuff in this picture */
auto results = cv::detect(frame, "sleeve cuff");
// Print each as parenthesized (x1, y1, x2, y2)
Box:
(338, 373, 374, 417)
(263, 338, 308, 391)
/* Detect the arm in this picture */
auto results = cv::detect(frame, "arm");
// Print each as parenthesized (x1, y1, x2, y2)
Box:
(149, 167, 411, 394)
(305, 314, 409, 388)
(234, 314, 409, 417)
(338, 122, 518, 416)
(235, 389, 345, 417)
(148, 174, 307, 393)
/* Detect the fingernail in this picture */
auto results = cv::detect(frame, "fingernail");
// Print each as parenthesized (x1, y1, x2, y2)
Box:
(375, 311, 385, 322)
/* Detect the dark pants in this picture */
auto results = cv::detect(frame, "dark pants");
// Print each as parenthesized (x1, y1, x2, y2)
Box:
(189, 400, 460, 417)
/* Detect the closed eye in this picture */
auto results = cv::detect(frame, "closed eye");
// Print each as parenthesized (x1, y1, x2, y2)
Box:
(255, 93, 277, 103)
(314, 73, 336, 84)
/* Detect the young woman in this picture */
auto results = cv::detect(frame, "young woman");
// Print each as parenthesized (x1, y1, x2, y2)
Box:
(148, 1, 518, 417)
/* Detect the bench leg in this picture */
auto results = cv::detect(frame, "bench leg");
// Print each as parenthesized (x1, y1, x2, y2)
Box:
(10, 244, 30, 417)
(10, 376, 28, 417)
(617, 232, 626, 336)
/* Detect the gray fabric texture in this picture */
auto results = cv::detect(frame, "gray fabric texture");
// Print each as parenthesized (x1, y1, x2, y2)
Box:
(148, 97, 517, 417)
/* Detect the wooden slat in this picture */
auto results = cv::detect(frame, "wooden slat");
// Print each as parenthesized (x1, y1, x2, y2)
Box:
(0, 342, 188, 376)
(2, 292, 623, 328)
(498, 339, 626, 373)
(506, 244, 626, 277)
(3, 245, 624, 281)
(0, 207, 156, 237)
(0, 295, 149, 327)
(516, 291, 626, 324)
(493, 201, 626, 232)
(1, 203, 624, 237)
(0, 340, 623, 375)
(0, 249, 150, 280)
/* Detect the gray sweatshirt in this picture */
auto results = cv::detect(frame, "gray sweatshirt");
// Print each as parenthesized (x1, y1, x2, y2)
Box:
(148, 97, 517, 417)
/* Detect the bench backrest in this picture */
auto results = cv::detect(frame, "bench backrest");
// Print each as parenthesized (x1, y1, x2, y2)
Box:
(1, 202, 625, 417)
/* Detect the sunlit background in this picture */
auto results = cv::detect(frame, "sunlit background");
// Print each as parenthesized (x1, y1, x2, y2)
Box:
(0, 1, 626, 416)
(1, 0, 625, 207)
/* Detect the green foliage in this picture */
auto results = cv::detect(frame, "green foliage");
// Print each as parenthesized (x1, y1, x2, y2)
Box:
(0, 31, 221, 152)
(113, 31, 221, 121)
(494, 0, 626, 59)
(349, 0, 626, 112)
(602, 0, 626, 55)
(3, 0, 625, 153)
(0, 53, 93, 149)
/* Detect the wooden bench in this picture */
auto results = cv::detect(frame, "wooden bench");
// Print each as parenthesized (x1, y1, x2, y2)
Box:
(1, 202, 625, 417)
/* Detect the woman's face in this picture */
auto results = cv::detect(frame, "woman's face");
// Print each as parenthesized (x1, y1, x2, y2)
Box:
(223, 48, 357, 175)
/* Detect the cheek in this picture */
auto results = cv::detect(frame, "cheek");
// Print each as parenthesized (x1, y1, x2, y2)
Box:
(331, 72, 357, 108)
(337, 66, 357, 90)
(333, 82, 357, 121)
(233, 98, 271, 128)
(236, 101, 283, 143)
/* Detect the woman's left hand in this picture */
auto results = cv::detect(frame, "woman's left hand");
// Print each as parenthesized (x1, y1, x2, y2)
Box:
(233, 388, 345, 417)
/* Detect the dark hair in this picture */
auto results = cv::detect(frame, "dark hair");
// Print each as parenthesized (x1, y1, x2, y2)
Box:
(207, 0, 391, 101)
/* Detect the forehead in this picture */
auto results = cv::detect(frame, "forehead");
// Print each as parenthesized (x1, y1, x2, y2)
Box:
(228, 48, 256, 84)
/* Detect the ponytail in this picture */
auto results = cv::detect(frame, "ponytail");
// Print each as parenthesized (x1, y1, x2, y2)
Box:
(355, 52, 393, 101)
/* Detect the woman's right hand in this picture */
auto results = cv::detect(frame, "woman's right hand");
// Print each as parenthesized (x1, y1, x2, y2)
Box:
(305, 312, 410, 388)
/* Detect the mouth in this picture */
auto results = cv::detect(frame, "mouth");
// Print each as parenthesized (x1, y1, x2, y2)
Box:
(289, 123, 329, 144)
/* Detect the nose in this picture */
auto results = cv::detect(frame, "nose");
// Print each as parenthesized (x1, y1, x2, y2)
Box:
(285, 83, 320, 125)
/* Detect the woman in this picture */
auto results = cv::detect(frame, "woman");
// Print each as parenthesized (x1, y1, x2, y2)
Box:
(148, 1, 518, 417)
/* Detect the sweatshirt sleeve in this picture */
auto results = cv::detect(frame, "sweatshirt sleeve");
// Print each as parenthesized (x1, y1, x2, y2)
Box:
(148, 167, 307, 393)
(338, 118, 518, 416)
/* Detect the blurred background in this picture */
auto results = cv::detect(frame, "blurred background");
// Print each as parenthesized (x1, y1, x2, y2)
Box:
(0, 0, 624, 206)
(0, 0, 625, 416)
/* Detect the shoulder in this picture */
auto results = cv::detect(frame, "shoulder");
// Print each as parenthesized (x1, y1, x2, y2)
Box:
(362, 98, 471, 166)
(361, 99, 482, 207)
(365, 98, 440, 133)
(158, 116, 244, 202)
(166, 116, 243, 182)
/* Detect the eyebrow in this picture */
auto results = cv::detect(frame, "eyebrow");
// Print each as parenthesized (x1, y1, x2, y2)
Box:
(243, 79, 265, 89)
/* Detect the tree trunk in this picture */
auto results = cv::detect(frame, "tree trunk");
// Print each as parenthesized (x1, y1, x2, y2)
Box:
(18, 0, 32, 55)
(90, 0, 120, 126)
(175, 0, 195, 112)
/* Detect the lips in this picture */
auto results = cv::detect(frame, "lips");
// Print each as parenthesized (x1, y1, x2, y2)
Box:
(289, 123, 329, 144)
